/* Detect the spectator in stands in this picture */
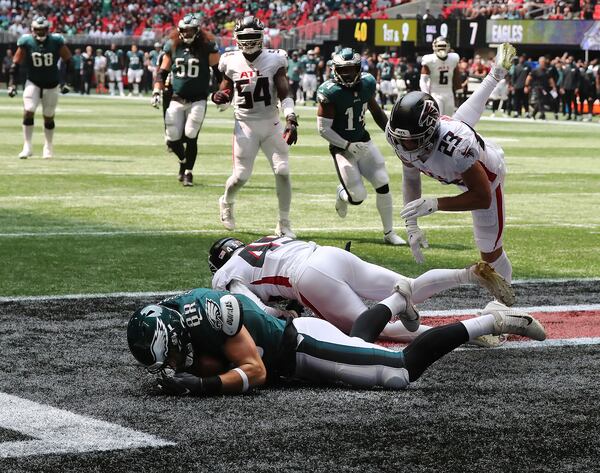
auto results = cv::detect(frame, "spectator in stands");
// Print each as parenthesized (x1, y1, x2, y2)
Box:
(470, 55, 489, 80)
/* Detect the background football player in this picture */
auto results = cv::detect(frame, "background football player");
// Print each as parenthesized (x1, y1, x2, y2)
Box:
(212, 16, 298, 237)
(386, 43, 517, 283)
(208, 235, 514, 344)
(316, 48, 405, 246)
(105, 43, 125, 96)
(376, 53, 395, 110)
(152, 15, 220, 186)
(8, 16, 73, 159)
(300, 49, 319, 105)
(126, 44, 145, 96)
(127, 288, 546, 396)
(420, 36, 460, 115)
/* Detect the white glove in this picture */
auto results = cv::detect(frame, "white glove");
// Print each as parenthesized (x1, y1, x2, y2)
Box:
(150, 90, 161, 108)
(346, 142, 369, 158)
(400, 197, 438, 220)
(405, 219, 429, 264)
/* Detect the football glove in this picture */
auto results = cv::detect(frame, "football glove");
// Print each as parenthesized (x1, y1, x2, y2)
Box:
(60, 84, 71, 95)
(7, 86, 16, 98)
(346, 141, 369, 159)
(283, 114, 298, 145)
(212, 88, 231, 105)
(151, 90, 161, 108)
(157, 371, 201, 396)
(400, 197, 438, 220)
(405, 219, 429, 264)
(285, 299, 304, 318)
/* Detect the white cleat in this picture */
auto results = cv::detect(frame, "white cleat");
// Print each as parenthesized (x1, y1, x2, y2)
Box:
(18, 149, 32, 159)
(275, 219, 296, 239)
(482, 301, 547, 341)
(335, 184, 348, 218)
(392, 279, 420, 332)
(383, 231, 407, 246)
(471, 261, 515, 306)
(42, 143, 53, 159)
(218, 195, 235, 231)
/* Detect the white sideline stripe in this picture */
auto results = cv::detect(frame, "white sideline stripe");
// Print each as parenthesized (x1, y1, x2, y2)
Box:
(0, 290, 182, 302)
(1, 221, 599, 238)
(421, 304, 600, 317)
(495, 337, 600, 349)
(0, 392, 174, 458)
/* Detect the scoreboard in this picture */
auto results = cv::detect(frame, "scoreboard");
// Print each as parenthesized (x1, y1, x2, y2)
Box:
(338, 19, 375, 47)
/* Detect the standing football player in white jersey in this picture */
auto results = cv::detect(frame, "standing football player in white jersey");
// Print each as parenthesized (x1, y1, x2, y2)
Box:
(420, 36, 460, 115)
(212, 16, 298, 237)
(208, 236, 514, 344)
(386, 43, 517, 283)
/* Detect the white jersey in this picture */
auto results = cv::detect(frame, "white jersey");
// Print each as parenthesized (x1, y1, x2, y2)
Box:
(219, 49, 288, 121)
(212, 236, 317, 302)
(390, 115, 505, 188)
(422, 52, 459, 94)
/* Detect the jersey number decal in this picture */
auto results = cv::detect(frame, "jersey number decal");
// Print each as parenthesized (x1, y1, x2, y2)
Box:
(31, 52, 53, 67)
(174, 57, 200, 78)
(238, 236, 292, 268)
(344, 103, 367, 131)
(235, 76, 271, 109)
(439, 70, 448, 85)
(438, 131, 462, 156)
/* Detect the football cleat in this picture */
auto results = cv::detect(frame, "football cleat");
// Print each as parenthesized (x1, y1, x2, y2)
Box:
(42, 143, 53, 159)
(482, 301, 546, 341)
(468, 334, 507, 348)
(18, 148, 32, 159)
(275, 219, 296, 239)
(383, 231, 407, 246)
(182, 171, 193, 187)
(218, 195, 235, 231)
(471, 261, 515, 306)
(392, 279, 420, 332)
(491, 43, 517, 80)
(335, 184, 348, 218)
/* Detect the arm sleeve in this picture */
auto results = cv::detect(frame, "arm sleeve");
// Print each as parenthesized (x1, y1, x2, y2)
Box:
(228, 281, 289, 318)
(317, 116, 349, 149)
(419, 74, 431, 93)
(402, 164, 422, 205)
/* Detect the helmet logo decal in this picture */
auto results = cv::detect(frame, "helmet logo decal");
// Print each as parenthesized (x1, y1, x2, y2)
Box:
(418, 100, 439, 127)
(205, 298, 223, 331)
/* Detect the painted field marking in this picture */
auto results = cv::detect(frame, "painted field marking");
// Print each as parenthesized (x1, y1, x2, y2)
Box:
(0, 392, 174, 458)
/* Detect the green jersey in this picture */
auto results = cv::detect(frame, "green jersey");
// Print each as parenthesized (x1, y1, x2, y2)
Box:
(164, 40, 218, 101)
(17, 33, 64, 88)
(301, 57, 319, 75)
(287, 58, 301, 82)
(149, 49, 161, 67)
(105, 49, 123, 70)
(317, 73, 376, 143)
(159, 288, 291, 377)
(126, 50, 144, 70)
(377, 61, 394, 81)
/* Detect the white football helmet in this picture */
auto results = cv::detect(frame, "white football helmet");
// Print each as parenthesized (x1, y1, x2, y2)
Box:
(432, 36, 450, 60)
(234, 16, 265, 54)
(31, 16, 50, 42)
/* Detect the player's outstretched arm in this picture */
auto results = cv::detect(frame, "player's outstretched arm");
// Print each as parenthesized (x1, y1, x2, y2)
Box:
(7, 47, 24, 97)
(275, 67, 298, 145)
(317, 102, 349, 149)
(367, 96, 388, 132)
(438, 162, 492, 211)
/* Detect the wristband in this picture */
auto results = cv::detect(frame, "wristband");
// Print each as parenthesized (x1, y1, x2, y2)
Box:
(233, 367, 250, 392)
(281, 97, 295, 118)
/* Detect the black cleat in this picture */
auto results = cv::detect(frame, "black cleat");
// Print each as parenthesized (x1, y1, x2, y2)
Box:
(182, 172, 193, 187)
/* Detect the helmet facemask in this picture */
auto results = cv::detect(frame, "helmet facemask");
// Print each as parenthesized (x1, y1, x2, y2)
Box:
(333, 63, 361, 88)
(235, 31, 263, 54)
(386, 122, 438, 162)
(179, 26, 199, 44)
(433, 37, 450, 60)
(32, 17, 49, 42)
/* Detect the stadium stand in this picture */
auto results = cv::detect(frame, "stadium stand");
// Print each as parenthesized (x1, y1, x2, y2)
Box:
(442, 0, 600, 19)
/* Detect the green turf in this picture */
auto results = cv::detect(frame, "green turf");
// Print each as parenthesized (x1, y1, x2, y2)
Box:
(1, 95, 599, 296)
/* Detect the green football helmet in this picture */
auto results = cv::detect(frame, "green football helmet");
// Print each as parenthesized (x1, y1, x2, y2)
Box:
(331, 47, 362, 88)
(127, 304, 189, 373)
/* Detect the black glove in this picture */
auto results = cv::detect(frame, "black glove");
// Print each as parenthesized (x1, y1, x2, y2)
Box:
(283, 113, 298, 145)
(61, 84, 71, 94)
(212, 88, 231, 104)
(285, 299, 304, 318)
(7, 86, 17, 98)
(157, 371, 202, 396)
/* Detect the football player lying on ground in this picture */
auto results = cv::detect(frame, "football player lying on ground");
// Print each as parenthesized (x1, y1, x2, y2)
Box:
(127, 288, 546, 396)
(386, 43, 517, 283)
(208, 235, 515, 345)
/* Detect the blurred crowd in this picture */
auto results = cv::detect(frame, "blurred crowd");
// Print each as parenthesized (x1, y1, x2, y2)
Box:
(0, 0, 387, 39)
(443, 0, 600, 20)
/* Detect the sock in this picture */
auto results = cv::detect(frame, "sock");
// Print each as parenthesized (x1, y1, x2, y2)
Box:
(118, 81, 124, 95)
(43, 126, 54, 148)
(349, 304, 393, 343)
(224, 175, 245, 204)
(108, 82, 115, 94)
(167, 139, 185, 162)
(279, 210, 290, 221)
(133, 83, 139, 95)
(375, 191, 394, 234)
(489, 251, 512, 283)
(453, 74, 500, 128)
(461, 314, 497, 340)
(23, 124, 33, 151)
(403, 323, 469, 382)
(411, 268, 473, 304)
(275, 174, 292, 217)
(184, 136, 197, 171)
(338, 186, 349, 202)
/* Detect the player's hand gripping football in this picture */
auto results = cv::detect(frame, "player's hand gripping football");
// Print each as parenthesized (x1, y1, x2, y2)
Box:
(405, 219, 429, 264)
(283, 113, 298, 145)
(400, 197, 438, 220)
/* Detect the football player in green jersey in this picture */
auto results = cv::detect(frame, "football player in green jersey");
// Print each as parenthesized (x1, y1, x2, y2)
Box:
(317, 48, 405, 245)
(105, 44, 125, 96)
(127, 287, 546, 396)
(8, 16, 73, 159)
(152, 14, 221, 186)
(126, 44, 145, 96)
(376, 53, 396, 109)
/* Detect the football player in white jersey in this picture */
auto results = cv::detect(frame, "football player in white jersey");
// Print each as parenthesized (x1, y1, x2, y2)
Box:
(212, 16, 298, 237)
(420, 36, 460, 115)
(208, 236, 515, 345)
(386, 43, 517, 283)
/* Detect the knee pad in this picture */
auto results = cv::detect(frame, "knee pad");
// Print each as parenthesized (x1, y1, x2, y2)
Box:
(23, 117, 34, 126)
(44, 119, 55, 130)
(375, 184, 390, 194)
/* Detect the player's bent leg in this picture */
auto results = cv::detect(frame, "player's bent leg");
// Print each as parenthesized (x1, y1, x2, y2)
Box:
(292, 318, 410, 389)
(182, 135, 198, 186)
(333, 151, 367, 206)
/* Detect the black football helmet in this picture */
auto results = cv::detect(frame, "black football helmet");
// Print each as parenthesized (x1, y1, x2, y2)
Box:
(208, 237, 245, 273)
(386, 91, 440, 161)
(234, 16, 264, 54)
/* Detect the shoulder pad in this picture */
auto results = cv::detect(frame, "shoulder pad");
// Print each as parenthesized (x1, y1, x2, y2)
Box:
(17, 34, 32, 47)
(51, 33, 65, 45)
(203, 293, 243, 337)
(361, 73, 377, 92)
(317, 80, 338, 103)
